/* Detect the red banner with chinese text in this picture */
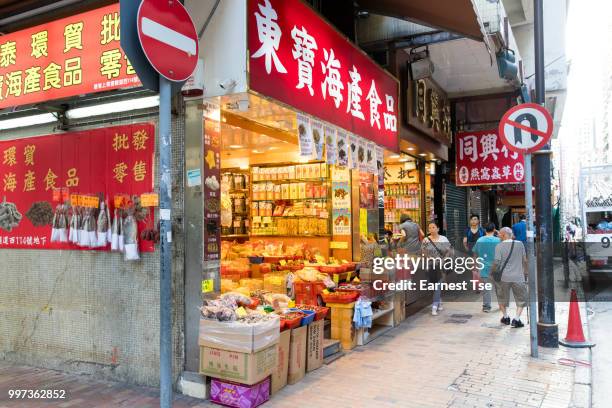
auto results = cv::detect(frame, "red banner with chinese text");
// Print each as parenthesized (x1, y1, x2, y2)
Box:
(248, 0, 399, 152)
(0, 123, 155, 250)
(0, 3, 140, 110)
(455, 130, 525, 187)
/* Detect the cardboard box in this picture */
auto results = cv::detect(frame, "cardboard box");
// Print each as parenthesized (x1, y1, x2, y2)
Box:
(199, 318, 280, 353)
(199, 344, 277, 386)
(306, 319, 324, 372)
(287, 325, 307, 385)
(271, 330, 291, 395)
(210, 377, 270, 408)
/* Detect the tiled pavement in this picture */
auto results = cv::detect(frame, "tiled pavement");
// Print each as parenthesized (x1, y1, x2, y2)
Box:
(0, 294, 591, 408)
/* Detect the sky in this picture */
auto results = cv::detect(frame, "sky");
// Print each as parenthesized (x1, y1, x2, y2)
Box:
(562, 0, 609, 130)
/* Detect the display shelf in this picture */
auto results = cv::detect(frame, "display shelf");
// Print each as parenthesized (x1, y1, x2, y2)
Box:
(357, 323, 394, 346)
(252, 197, 328, 202)
(221, 234, 249, 239)
(253, 215, 328, 219)
(250, 234, 332, 238)
(252, 178, 328, 184)
(229, 189, 249, 194)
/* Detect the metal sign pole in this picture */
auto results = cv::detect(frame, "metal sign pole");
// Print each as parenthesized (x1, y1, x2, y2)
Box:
(159, 76, 173, 408)
(525, 153, 538, 357)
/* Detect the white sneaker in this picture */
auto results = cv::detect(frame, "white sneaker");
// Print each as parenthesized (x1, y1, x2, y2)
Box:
(437, 304, 444, 311)
(432, 307, 438, 316)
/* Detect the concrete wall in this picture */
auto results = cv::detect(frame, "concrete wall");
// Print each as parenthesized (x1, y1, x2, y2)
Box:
(0, 108, 186, 387)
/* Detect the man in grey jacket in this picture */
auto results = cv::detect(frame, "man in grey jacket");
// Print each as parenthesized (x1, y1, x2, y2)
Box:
(490, 227, 528, 328)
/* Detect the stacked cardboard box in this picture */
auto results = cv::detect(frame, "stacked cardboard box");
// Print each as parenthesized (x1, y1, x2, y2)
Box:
(329, 302, 356, 350)
(199, 317, 280, 407)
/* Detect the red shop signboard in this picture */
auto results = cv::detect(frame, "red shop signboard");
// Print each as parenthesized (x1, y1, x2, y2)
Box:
(0, 3, 140, 110)
(455, 130, 525, 187)
(0, 123, 155, 250)
(248, 0, 399, 152)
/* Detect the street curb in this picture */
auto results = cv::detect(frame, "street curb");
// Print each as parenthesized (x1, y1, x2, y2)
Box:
(569, 300, 593, 408)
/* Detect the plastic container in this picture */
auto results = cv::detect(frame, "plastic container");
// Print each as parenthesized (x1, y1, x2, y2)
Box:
(279, 311, 304, 330)
(296, 305, 329, 321)
(293, 281, 327, 306)
(288, 308, 315, 326)
(321, 291, 359, 304)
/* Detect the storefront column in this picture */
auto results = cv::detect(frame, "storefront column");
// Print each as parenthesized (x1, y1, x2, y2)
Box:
(183, 100, 204, 373)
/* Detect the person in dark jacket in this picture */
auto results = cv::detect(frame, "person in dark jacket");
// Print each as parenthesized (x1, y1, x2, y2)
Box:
(397, 214, 424, 256)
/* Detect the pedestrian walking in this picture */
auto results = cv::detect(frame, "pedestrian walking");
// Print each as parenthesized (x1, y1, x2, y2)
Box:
(512, 214, 527, 243)
(490, 227, 529, 328)
(398, 214, 424, 256)
(472, 223, 501, 313)
(463, 214, 485, 291)
(422, 222, 453, 316)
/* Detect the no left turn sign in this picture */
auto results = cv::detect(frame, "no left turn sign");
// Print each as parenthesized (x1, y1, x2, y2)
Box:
(499, 103, 553, 154)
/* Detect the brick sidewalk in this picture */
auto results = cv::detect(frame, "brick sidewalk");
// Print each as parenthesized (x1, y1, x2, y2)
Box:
(0, 295, 591, 408)
(269, 297, 590, 408)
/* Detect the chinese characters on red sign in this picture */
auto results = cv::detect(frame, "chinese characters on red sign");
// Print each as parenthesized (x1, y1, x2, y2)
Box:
(0, 123, 155, 250)
(0, 4, 140, 110)
(455, 130, 525, 187)
(248, 0, 399, 152)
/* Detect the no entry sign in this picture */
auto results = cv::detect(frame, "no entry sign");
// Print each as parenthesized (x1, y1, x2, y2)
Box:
(499, 103, 553, 154)
(137, 0, 199, 82)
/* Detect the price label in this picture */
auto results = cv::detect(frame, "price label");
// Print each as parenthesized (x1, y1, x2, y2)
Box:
(114, 195, 129, 209)
(52, 188, 61, 203)
(141, 193, 159, 207)
(252, 216, 262, 223)
(330, 241, 348, 249)
(346, 271, 352, 282)
(70, 194, 80, 207)
(263, 217, 272, 224)
(333, 274, 339, 285)
(201, 279, 214, 293)
(81, 196, 99, 208)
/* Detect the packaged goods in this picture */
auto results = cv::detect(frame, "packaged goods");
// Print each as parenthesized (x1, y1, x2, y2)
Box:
(26, 201, 54, 227)
(210, 377, 270, 408)
(0, 199, 22, 232)
(288, 326, 307, 384)
(199, 316, 280, 353)
(307, 319, 324, 371)
(200, 344, 277, 385)
(271, 329, 291, 394)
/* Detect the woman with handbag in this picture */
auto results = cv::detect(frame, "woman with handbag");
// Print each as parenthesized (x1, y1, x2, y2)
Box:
(422, 223, 453, 315)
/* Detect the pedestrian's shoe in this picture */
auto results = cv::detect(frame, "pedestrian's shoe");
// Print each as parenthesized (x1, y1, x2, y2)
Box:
(501, 316, 511, 325)
(511, 319, 524, 328)
(482, 306, 491, 313)
(431, 306, 438, 316)
(437, 304, 444, 311)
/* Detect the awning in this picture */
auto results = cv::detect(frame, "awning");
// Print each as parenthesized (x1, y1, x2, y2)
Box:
(357, 0, 485, 41)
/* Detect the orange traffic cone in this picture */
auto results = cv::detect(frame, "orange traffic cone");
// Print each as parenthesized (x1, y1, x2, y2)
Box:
(559, 289, 595, 348)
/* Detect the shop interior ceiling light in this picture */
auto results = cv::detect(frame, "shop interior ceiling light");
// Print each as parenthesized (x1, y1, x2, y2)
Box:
(0, 113, 57, 130)
(66, 96, 160, 119)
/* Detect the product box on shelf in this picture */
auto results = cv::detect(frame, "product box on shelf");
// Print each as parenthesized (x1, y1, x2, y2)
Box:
(287, 325, 307, 384)
(210, 377, 270, 408)
(271, 329, 291, 395)
(306, 319, 324, 372)
(200, 344, 277, 385)
(199, 317, 280, 353)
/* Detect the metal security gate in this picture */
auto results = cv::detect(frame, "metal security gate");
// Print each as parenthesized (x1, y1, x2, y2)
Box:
(445, 183, 468, 250)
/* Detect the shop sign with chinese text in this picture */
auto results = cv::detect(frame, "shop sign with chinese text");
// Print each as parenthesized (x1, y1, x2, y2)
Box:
(248, 0, 399, 152)
(407, 78, 452, 145)
(0, 123, 154, 250)
(0, 4, 140, 110)
(455, 130, 525, 187)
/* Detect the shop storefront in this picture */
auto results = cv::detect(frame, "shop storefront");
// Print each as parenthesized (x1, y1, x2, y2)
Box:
(191, 0, 411, 403)
(455, 128, 527, 229)
(0, 3, 186, 387)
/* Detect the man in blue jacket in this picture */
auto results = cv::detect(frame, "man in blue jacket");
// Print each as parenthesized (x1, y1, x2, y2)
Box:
(512, 214, 527, 243)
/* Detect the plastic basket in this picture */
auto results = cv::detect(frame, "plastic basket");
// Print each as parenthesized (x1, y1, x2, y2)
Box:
(288, 308, 315, 326)
(294, 280, 327, 306)
(296, 305, 329, 321)
(279, 312, 304, 330)
(321, 291, 359, 304)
